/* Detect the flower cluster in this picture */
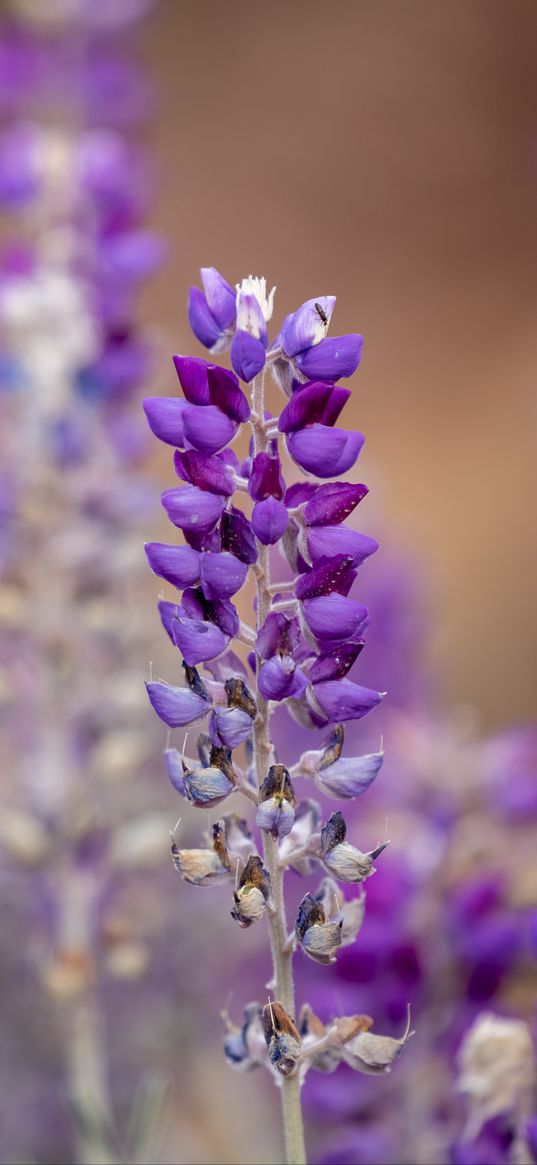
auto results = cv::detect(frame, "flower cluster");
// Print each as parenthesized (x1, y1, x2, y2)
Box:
(145, 266, 410, 1155)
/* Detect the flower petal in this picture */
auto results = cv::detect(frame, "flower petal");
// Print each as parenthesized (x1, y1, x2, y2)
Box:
(182, 404, 238, 454)
(164, 747, 188, 796)
(258, 655, 308, 701)
(146, 681, 209, 727)
(313, 679, 385, 723)
(161, 485, 224, 533)
(199, 551, 248, 599)
(143, 396, 187, 446)
(251, 497, 288, 545)
(172, 615, 229, 665)
(201, 266, 236, 329)
(248, 452, 285, 500)
(230, 330, 266, 383)
(281, 296, 336, 357)
(302, 594, 368, 641)
(172, 354, 211, 404)
(307, 526, 379, 566)
(308, 642, 364, 682)
(209, 707, 253, 749)
(296, 554, 356, 599)
(287, 425, 364, 477)
(302, 482, 369, 526)
(174, 449, 234, 496)
(145, 542, 200, 587)
(316, 752, 384, 799)
(187, 286, 222, 349)
(295, 334, 363, 381)
(207, 364, 251, 421)
(220, 508, 258, 564)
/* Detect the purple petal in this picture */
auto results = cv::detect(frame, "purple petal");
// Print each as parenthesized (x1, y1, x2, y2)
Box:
(172, 616, 229, 666)
(294, 334, 363, 381)
(161, 485, 224, 533)
(302, 595, 368, 641)
(248, 452, 285, 501)
(230, 330, 266, 383)
(183, 527, 222, 553)
(209, 707, 253, 748)
(199, 552, 248, 599)
(179, 589, 205, 620)
(145, 542, 200, 587)
(316, 752, 384, 799)
(143, 397, 187, 446)
(296, 554, 356, 600)
(307, 527, 379, 566)
(174, 449, 234, 496)
(146, 681, 210, 727)
(201, 266, 236, 329)
(313, 679, 385, 723)
(281, 296, 336, 357)
(287, 426, 364, 477)
(278, 381, 349, 433)
(303, 482, 369, 526)
(308, 642, 365, 682)
(172, 354, 211, 404)
(164, 747, 188, 796)
(251, 497, 288, 545)
(258, 656, 308, 701)
(285, 482, 319, 507)
(256, 797, 295, 840)
(256, 612, 300, 661)
(210, 600, 239, 640)
(158, 599, 181, 642)
(207, 364, 251, 421)
(221, 507, 258, 564)
(184, 766, 234, 807)
(182, 404, 238, 454)
(188, 286, 222, 349)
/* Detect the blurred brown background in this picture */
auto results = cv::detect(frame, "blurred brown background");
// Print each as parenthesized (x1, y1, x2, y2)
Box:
(142, 0, 537, 731)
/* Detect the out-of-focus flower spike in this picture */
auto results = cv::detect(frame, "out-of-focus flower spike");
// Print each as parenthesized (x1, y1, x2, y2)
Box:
(281, 296, 336, 357)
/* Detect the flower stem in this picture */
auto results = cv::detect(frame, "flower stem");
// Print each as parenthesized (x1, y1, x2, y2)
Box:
(251, 375, 307, 1165)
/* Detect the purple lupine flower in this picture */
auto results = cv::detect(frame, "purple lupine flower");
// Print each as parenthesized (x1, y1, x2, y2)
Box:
(144, 268, 405, 1154)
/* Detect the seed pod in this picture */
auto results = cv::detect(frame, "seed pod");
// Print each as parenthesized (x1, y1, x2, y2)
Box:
(231, 855, 271, 929)
(295, 892, 342, 965)
(262, 1001, 302, 1078)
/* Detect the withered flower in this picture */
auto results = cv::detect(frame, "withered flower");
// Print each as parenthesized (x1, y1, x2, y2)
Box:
(263, 1000, 302, 1078)
(341, 1007, 414, 1074)
(256, 764, 297, 839)
(295, 892, 342, 965)
(231, 854, 271, 928)
(320, 810, 389, 883)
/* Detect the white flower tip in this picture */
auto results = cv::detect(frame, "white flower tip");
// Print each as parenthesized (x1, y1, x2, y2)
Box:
(236, 274, 276, 320)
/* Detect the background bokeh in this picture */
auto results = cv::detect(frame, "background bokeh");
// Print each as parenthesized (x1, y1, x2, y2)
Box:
(0, 2, 536, 1164)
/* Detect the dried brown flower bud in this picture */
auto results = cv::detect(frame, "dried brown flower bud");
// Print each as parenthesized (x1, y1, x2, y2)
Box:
(263, 1000, 302, 1078)
(224, 676, 257, 719)
(295, 892, 343, 965)
(341, 1007, 414, 1074)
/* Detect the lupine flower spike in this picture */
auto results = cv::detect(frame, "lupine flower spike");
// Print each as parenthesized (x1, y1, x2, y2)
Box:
(145, 268, 408, 1165)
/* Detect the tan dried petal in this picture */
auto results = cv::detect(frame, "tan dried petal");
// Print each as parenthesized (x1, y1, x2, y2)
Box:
(458, 1012, 536, 1139)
